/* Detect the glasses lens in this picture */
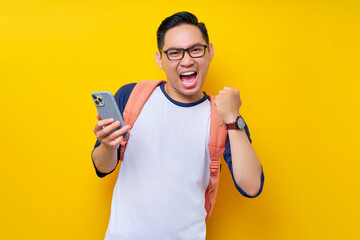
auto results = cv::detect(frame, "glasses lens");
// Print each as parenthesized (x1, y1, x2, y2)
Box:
(167, 49, 183, 60)
(189, 45, 205, 57)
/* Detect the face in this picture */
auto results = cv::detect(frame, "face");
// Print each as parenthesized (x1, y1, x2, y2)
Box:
(155, 24, 214, 103)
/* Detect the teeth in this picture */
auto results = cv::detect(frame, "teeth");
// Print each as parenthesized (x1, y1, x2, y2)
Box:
(180, 71, 196, 76)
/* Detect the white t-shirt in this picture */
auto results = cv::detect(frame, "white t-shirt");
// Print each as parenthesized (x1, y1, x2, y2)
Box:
(105, 86, 211, 240)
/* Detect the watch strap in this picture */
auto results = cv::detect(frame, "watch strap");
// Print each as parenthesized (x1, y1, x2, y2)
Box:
(224, 122, 237, 130)
(224, 116, 245, 130)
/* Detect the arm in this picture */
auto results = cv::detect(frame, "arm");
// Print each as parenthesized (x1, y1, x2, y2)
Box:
(214, 87, 263, 197)
(92, 112, 130, 174)
(91, 83, 136, 176)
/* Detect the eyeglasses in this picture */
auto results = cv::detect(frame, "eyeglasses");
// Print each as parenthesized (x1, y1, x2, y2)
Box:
(161, 44, 208, 61)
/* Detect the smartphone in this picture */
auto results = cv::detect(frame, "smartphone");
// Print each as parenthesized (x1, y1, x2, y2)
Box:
(91, 91, 129, 139)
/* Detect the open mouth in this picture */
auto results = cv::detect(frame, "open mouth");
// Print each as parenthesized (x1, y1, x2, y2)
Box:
(180, 71, 197, 88)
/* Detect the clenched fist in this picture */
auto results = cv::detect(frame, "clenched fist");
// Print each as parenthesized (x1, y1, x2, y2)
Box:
(214, 87, 242, 123)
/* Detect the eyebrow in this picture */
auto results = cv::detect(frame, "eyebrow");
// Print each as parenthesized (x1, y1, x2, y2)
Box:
(165, 42, 204, 51)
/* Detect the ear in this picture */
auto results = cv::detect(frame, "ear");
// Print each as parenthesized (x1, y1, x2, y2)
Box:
(208, 43, 214, 62)
(155, 51, 163, 69)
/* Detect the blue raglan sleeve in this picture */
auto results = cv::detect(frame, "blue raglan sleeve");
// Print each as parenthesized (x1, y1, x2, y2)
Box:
(223, 121, 265, 198)
(91, 83, 137, 178)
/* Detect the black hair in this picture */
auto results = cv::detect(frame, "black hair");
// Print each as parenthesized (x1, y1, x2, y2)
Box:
(156, 11, 209, 50)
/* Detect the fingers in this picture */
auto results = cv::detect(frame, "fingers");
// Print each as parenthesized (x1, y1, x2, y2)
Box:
(215, 87, 240, 103)
(93, 110, 130, 149)
(94, 118, 115, 132)
(94, 121, 130, 148)
(213, 87, 242, 123)
(94, 118, 118, 139)
(218, 87, 239, 95)
(104, 126, 130, 148)
(110, 125, 130, 139)
(94, 120, 119, 140)
(105, 133, 124, 148)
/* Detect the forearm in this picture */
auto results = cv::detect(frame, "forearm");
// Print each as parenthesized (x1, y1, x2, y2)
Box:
(92, 144, 118, 174)
(228, 129, 262, 197)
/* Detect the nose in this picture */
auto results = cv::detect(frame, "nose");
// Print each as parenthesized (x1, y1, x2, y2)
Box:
(180, 50, 195, 66)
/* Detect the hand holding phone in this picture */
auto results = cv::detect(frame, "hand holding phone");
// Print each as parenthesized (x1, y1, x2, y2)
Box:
(92, 91, 129, 142)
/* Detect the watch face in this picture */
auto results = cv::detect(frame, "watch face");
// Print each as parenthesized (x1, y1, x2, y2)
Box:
(236, 116, 246, 129)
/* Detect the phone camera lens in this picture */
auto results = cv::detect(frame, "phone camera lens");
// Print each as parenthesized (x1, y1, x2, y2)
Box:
(92, 95, 97, 100)
(95, 100, 99, 105)
(99, 98, 103, 102)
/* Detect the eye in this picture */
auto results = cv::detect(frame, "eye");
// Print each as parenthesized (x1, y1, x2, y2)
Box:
(168, 49, 181, 56)
(190, 47, 202, 53)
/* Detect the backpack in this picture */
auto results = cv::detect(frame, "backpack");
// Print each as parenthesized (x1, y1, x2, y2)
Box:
(119, 80, 228, 221)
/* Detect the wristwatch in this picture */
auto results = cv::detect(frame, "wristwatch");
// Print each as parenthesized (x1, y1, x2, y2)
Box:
(224, 116, 246, 130)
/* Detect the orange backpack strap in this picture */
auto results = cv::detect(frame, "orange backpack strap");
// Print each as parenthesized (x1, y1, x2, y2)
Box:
(205, 95, 228, 220)
(120, 80, 165, 160)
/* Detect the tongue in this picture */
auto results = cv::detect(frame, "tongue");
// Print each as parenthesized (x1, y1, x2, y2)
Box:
(180, 73, 196, 83)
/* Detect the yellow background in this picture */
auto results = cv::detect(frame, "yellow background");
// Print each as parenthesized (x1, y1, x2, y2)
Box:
(1, 0, 359, 239)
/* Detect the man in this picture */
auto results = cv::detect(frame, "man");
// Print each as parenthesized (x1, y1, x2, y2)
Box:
(92, 11, 264, 240)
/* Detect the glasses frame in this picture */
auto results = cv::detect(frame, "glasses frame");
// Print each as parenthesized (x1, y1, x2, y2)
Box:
(161, 44, 208, 61)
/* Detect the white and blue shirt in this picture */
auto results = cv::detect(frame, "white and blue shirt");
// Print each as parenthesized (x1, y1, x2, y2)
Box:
(93, 82, 264, 240)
